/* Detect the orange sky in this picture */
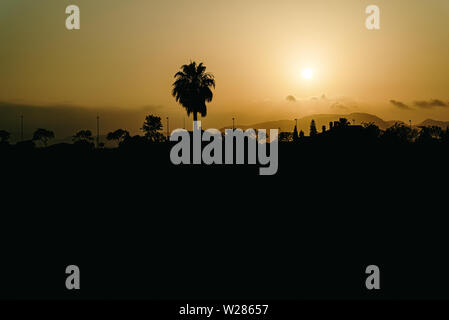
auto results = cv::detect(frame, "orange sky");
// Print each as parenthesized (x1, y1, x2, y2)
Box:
(1, 0, 449, 130)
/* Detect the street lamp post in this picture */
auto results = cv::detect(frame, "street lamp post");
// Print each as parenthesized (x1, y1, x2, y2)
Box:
(96, 114, 100, 148)
(20, 115, 24, 141)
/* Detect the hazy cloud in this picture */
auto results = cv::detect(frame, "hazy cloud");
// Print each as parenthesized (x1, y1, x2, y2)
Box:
(286, 95, 296, 102)
(330, 102, 349, 111)
(390, 99, 411, 110)
(414, 99, 447, 108)
(286, 94, 359, 114)
(309, 94, 327, 101)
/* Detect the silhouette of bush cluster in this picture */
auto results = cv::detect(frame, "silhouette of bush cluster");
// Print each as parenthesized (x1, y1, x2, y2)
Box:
(279, 118, 449, 146)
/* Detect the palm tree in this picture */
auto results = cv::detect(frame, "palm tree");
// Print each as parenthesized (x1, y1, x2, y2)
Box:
(106, 129, 130, 147)
(172, 61, 215, 130)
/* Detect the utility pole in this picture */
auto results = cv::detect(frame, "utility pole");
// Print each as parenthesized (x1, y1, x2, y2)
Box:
(409, 120, 412, 129)
(166, 117, 169, 140)
(232, 117, 235, 130)
(20, 115, 24, 141)
(96, 114, 100, 148)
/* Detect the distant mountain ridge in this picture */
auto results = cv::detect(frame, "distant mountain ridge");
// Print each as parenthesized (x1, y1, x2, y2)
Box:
(220, 113, 449, 133)
(418, 119, 449, 128)
(220, 113, 404, 132)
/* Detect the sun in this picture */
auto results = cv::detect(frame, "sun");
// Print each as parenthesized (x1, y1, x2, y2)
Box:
(302, 68, 313, 79)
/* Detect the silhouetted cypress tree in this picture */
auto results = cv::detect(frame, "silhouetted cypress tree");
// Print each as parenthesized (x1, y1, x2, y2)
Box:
(310, 120, 317, 137)
(293, 125, 299, 142)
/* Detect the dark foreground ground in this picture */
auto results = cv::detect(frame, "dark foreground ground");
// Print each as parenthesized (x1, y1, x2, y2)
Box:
(1, 141, 448, 300)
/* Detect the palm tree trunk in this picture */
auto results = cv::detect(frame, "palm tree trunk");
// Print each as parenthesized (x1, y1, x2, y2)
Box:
(193, 112, 198, 131)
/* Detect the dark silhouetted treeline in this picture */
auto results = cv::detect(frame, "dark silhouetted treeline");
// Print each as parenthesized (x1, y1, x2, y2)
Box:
(1, 117, 449, 155)
(2, 115, 449, 300)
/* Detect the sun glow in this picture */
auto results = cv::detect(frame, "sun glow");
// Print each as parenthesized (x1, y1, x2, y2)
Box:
(302, 68, 314, 79)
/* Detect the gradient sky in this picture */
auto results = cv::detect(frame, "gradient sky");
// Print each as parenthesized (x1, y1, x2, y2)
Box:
(1, 0, 449, 130)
